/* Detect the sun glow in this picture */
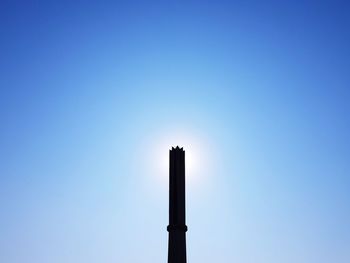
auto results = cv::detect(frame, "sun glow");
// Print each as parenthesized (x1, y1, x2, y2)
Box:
(151, 130, 213, 188)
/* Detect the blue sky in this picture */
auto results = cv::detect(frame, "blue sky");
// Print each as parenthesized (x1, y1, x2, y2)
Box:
(1, 1, 349, 262)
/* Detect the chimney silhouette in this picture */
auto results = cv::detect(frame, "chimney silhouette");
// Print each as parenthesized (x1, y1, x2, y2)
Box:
(167, 146, 187, 263)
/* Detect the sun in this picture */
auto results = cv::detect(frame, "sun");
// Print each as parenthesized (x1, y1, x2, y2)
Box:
(151, 130, 211, 187)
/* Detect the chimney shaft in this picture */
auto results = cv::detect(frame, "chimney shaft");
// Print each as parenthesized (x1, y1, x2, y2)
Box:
(167, 146, 187, 263)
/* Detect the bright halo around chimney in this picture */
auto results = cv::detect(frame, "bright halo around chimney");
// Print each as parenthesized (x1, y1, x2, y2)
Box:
(153, 131, 211, 187)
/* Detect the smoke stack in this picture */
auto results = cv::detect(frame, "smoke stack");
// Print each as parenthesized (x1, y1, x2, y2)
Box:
(167, 146, 187, 263)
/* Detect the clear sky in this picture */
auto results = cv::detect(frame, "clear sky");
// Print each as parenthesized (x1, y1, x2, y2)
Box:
(1, 1, 349, 262)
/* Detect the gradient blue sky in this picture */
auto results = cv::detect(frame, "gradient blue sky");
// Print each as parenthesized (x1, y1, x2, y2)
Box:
(1, 1, 349, 262)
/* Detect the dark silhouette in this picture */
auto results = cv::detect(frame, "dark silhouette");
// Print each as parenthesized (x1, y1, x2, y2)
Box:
(167, 146, 187, 263)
